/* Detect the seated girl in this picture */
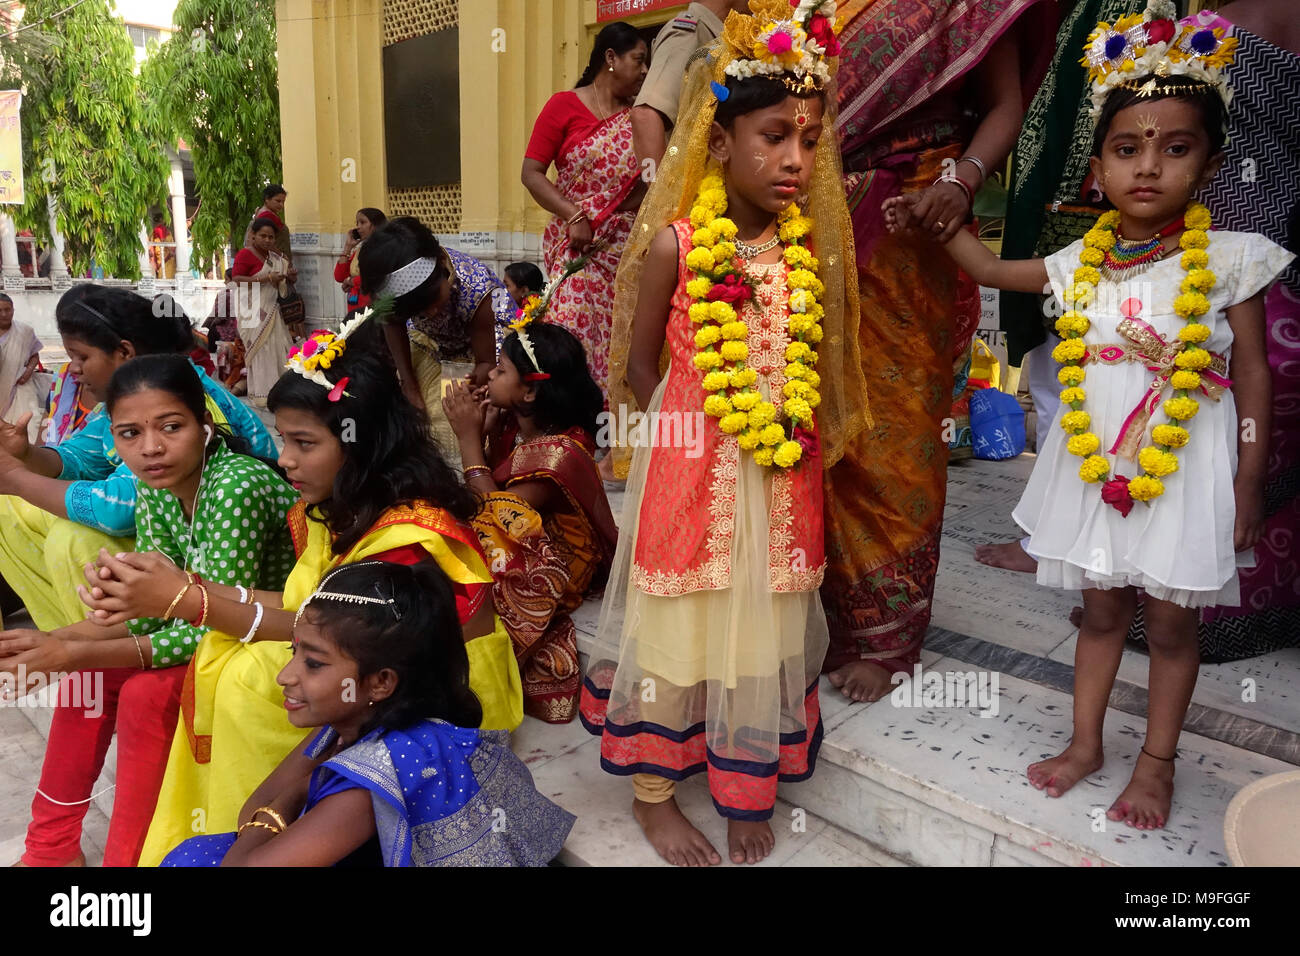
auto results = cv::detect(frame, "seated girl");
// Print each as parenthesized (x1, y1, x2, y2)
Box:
(445, 319, 617, 723)
(4, 354, 296, 866)
(0, 286, 275, 634)
(80, 314, 523, 865)
(160, 561, 574, 867)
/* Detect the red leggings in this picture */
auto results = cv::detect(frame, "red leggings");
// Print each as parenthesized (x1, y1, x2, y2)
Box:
(23, 667, 184, 867)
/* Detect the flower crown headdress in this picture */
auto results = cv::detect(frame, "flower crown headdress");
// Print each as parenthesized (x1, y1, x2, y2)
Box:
(713, 0, 843, 96)
(284, 297, 393, 401)
(506, 245, 605, 381)
(1082, 0, 1237, 123)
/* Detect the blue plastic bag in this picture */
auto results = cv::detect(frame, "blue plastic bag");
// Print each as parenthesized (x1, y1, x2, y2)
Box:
(969, 388, 1025, 461)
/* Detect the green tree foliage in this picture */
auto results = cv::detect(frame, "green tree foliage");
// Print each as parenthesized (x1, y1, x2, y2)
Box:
(143, 0, 282, 271)
(16, 0, 170, 277)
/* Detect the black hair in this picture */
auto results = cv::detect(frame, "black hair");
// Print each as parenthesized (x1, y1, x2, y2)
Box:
(262, 183, 286, 202)
(504, 261, 545, 295)
(501, 321, 603, 439)
(576, 21, 644, 87)
(356, 216, 451, 321)
(1091, 76, 1228, 157)
(0, 292, 11, 306)
(715, 74, 826, 129)
(104, 353, 255, 458)
(357, 207, 387, 229)
(267, 343, 476, 554)
(302, 561, 483, 735)
(56, 286, 192, 357)
(249, 216, 279, 236)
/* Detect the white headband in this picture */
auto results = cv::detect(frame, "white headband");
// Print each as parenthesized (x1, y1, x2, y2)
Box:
(378, 256, 437, 298)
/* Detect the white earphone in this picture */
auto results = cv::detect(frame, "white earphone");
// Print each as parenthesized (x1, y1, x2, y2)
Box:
(204, 425, 213, 442)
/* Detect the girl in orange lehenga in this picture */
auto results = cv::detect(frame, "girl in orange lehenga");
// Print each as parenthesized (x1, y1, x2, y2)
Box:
(444, 321, 617, 724)
(580, 1, 869, 867)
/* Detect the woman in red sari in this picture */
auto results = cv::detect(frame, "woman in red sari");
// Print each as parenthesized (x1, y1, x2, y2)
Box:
(444, 321, 617, 723)
(521, 22, 648, 404)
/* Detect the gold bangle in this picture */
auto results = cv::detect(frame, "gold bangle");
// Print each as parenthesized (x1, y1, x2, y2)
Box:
(132, 634, 147, 669)
(237, 819, 282, 836)
(253, 806, 288, 830)
(566, 210, 588, 226)
(163, 583, 192, 620)
(463, 465, 491, 481)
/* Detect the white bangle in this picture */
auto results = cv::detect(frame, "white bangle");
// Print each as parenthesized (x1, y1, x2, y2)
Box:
(958, 155, 988, 184)
(235, 585, 249, 604)
(241, 602, 265, 644)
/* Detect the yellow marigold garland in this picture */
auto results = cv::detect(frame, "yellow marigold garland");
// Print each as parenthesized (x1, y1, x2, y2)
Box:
(1054, 202, 1217, 507)
(687, 166, 822, 469)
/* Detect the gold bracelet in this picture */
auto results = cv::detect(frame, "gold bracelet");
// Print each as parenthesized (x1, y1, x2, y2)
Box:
(237, 819, 282, 836)
(253, 806, 288, 830)
(162, 583, 192, 620)
(463, 465, 491, 481)
(132, 634, 147, 669)
(566, 210, 588, 226)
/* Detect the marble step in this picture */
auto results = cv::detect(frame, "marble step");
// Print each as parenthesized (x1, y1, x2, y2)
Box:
(796, 662, 1295, 867)
(511, 716, 907, 867)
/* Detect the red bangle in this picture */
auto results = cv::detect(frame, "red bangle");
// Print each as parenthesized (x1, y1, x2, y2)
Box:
(940, 175, 976, 208)
(189, 584, 210, 628)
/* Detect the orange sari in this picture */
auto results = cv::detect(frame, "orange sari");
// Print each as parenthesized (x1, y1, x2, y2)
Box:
(472, 426, 617, 723)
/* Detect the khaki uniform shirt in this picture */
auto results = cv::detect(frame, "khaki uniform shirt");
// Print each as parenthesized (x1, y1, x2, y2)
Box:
(633, 2, 725, 128)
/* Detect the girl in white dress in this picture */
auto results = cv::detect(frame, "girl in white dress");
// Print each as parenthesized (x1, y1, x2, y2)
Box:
(888, 5, 1294, 830)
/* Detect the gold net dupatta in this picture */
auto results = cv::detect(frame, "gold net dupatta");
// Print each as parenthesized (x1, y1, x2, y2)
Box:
(606, 50, 871, 476)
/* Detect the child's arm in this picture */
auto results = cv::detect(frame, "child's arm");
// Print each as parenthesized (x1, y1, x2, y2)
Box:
(1226, 291, 1271, 552)
(626, 226, 678, 412)
(883, 195, 1050, 294)
(222, 788, 376, 867)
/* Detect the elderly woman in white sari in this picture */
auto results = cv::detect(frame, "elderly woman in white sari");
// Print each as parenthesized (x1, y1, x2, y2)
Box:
(0, 293, 44, 443)
(232, 217, 299, 402)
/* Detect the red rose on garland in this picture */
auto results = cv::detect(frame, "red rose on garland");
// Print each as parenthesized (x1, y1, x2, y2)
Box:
(1145, 19, 1176, 44)
(1101, 475, 1134, 518)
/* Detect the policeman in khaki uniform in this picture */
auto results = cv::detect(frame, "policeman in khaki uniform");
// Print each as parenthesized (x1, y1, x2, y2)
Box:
(630, 1, 750, 169)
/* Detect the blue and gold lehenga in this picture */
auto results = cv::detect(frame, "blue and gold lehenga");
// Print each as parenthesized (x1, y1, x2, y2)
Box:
(161, 719, 574, 867)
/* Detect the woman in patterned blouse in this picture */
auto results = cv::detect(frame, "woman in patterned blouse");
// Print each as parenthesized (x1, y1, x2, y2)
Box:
(5, 354, 297, 867)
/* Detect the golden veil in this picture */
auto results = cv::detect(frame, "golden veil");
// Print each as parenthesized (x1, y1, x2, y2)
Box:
(607, 3, 870, 473)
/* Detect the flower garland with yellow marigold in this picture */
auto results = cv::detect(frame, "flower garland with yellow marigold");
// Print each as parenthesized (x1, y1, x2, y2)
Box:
(685, 165, 823, 469)
(1053, 202, 1216, 505)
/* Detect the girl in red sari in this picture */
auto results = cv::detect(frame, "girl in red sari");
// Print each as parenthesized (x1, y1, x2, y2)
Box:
(444, 321, 617, 724)
(522, 22, 648, 401)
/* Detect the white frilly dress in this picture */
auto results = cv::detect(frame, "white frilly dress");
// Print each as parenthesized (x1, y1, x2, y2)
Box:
(1014, 231, 1294, 608)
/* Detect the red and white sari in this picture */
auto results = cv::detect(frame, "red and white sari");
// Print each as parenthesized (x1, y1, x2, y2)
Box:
(530, 94, 640, 396)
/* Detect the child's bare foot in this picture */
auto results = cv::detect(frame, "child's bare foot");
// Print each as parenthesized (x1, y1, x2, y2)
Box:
(727, 818, 774, 864)
(1027, 742, 1104, 797)
(974, 541, 1038, 573)
(632, 797, 721, 867)
(827, 660, 893, 702)
(1107, 749, 1175, 830)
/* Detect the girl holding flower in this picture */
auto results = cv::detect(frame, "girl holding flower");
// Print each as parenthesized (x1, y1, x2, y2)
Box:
(582, 0, 868, 866)
(886, 4, 1293, 830)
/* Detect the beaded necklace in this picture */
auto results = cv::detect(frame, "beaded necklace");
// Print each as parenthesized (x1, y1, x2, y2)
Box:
(1101, 215, 1184, 279)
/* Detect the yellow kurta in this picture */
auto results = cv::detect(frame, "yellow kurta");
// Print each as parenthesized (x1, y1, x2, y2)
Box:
(139, 502, 522, 866)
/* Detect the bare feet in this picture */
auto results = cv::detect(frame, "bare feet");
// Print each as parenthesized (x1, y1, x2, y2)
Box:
(1107, 750, 1175, 830)
(1027, 742, 1104, 798)
(632, 797, 721, 867)
(974, 540, 1038, 572)
(827, 660, 893, 703)
(727, 818, 775, 864)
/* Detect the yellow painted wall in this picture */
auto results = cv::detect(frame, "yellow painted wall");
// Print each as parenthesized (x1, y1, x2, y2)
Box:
(276, 0, 388, 238)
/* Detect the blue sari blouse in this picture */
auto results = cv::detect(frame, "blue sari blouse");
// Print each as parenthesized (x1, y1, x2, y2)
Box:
(160, 718, 574, 867)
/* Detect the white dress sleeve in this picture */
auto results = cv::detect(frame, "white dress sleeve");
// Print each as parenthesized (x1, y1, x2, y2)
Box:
(1228, 232, 1296, 306)
(1042, 238, 1086, 309)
